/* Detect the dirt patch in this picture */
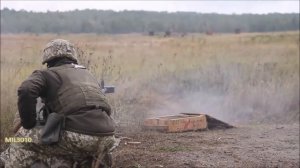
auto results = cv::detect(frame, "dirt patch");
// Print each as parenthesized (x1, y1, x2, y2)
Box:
(112, 123, 299, 168)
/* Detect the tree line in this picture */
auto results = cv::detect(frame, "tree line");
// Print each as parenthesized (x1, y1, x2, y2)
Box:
(1, 8, 299, 34)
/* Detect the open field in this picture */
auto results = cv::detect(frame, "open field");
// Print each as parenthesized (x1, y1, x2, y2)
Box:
(1, 32, 299, 166)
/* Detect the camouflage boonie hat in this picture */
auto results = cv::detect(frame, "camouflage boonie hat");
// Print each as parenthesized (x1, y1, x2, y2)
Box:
(42, 39, 78, 64)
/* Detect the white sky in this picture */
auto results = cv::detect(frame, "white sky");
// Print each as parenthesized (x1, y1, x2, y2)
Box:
(0, 1, 299, 14)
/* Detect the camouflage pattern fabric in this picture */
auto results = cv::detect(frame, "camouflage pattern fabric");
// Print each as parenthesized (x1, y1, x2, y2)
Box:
(0, 127, 116, 168)
(42, 39, 78, 64)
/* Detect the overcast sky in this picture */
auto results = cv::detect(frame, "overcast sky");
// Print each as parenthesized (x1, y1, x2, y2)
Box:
(1, 1, 299, 14)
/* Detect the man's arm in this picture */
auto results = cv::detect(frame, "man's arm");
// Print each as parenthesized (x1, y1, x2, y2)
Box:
(18, 70, 46, 129)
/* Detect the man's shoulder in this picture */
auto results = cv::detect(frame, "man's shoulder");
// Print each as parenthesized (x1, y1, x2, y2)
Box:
(28, 68, 45, 76)
(31, 68, 50, 77)
(48, 64, 86, 71)
(30, 68, 57, 80)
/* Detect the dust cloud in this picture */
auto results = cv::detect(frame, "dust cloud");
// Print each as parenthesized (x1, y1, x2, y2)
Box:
(146, 64, 299, 125)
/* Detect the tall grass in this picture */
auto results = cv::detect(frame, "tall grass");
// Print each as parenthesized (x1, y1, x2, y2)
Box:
(1, 32, 299, 147)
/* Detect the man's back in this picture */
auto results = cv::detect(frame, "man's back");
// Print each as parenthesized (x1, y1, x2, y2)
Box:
(1, 39, 116, 168)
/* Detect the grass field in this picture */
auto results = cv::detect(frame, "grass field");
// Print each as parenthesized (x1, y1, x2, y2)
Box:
(1, 31, 299, 150)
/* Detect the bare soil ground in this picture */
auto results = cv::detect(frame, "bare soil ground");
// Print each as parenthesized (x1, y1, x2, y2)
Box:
(112, 124, 299, 168)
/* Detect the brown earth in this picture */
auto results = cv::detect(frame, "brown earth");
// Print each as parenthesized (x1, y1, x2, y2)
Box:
(112, 124, 299, 168)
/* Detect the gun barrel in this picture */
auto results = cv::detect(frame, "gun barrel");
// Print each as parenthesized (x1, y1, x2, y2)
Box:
(102, 86, 115, 94)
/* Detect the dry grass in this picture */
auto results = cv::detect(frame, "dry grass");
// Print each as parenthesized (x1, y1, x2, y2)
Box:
(1, 31, 299, 149)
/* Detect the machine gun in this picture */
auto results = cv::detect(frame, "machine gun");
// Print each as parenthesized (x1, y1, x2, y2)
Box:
(100, 79, 115, 94)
